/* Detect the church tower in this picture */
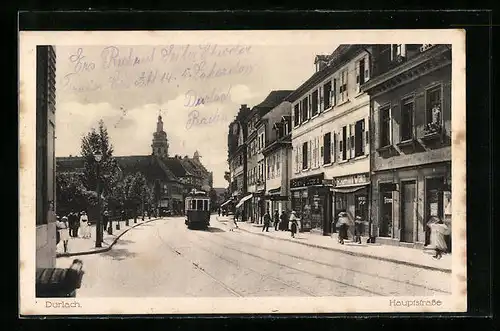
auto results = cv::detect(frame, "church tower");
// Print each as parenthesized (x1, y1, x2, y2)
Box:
(151, 114, 169, 157)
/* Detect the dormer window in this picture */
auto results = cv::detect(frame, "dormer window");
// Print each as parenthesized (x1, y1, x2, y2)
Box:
(391, 44, 406, 62)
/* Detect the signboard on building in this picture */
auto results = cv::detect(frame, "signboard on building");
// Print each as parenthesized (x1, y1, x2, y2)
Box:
(334, 173, 369, 187)
(290, 173, 324, 189)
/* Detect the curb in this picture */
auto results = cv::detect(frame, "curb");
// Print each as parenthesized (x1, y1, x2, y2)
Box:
(56, 217, 162, 258)
(235, 225, 451, 274)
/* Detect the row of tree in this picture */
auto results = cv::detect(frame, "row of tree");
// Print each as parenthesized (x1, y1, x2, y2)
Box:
(56, 120, 154, 219)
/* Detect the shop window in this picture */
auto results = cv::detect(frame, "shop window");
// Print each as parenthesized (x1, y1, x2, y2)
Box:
(401, 97, 415, 141)
(335, 193, 347, 213)
(301, 97, 309, 122)
(311, 90, 319, 116)
(355, 119, 365, 157)
(379, 183, 394, 237)
(302, 142, 308, 169)
(294, 104, 300, 127)
(323, 132, 331, 164)
(323, 81, 332, 109)
(379, 106, 392, 148)
(426, 177, 444, 220)
(425, 85, 442, 132)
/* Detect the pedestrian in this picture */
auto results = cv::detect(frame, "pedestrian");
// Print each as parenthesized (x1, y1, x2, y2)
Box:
(279, 210, 288, 231)
(336, 212, 349, 244)
(262, 211, 271, 232)
(79, 211, 90, 239)
(354, 216, 363, 244)
(70, 211, 80, 237)
(273, 210, 280, 231)
(427, 217, 451, 259)
(218, 208, 221, 216)
(235, 209, 240, 222)
(55, 215, 61, 245)
(289, 211, 299, 238)
(57, 216, 70, 253)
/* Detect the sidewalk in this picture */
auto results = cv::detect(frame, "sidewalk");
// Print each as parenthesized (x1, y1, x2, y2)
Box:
(214, 215, 451, 273)
(56, 217, 160, 258)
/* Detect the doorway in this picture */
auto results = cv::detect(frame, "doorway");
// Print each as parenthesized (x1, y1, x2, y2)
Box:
(401, 181, 416, 243)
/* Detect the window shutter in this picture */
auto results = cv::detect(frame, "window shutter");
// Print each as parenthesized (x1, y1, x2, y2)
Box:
(332, 78, 337, 106)
(308, 140, 312, 168)
(355, 60, 360, 91)
(332, 131, 336, 163)
(308, 96, 312, 118)
(365, 56, 370, 81)
(319, 85, 324, 112)
(365, 117, 370, 155)
(389, 107, 393, 144)
(345, 70, 349, 98)
(338, 132, 343, 162)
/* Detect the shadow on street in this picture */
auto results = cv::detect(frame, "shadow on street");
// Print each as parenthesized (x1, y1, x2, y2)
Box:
(101, 247, 138, 261)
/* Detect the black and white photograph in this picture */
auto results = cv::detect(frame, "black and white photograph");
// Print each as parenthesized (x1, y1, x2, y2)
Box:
(19, 30, 467, 314)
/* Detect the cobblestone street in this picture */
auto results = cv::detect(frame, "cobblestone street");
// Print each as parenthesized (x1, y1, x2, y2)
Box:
(57, 216, 452, 297)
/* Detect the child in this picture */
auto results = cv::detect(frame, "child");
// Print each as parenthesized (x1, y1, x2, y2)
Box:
(289, 211, 299, 238)
(354, 216, 363, 244)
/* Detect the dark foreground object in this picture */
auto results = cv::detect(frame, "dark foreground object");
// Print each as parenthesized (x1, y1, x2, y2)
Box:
(36, 259, 84, 298)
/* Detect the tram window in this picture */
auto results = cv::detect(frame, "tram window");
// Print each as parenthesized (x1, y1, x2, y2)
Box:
(203, 200, 208, 211)
(197, 200, 203, 210)
(190, 200, 196, 210)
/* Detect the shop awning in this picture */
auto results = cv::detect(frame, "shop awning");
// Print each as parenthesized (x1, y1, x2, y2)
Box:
(220, 200, 233, 207)
(236, 194, 253, 208)
(332, 183, 369, 194)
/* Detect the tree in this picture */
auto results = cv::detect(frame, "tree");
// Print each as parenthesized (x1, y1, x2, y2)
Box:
(56, 172, 89, 216)
(209, 188, 218, 211)
(126, 172, 149, 222)
(80, 120, 120, 196)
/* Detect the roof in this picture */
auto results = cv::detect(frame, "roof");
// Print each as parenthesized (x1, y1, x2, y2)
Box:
(213, 187, 226, 195)
(286, 45, 367, 102)
(161, 157, 191, 177)
(56, 157, 85, 172)
(114, 155, 178, 182)
(255, 90, 294, 110)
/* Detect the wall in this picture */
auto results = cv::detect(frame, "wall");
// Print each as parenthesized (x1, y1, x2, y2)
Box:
(371, 65, 452, 172)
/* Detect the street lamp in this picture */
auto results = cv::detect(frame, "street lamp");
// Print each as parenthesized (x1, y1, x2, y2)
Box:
(94, 152, 103, 248)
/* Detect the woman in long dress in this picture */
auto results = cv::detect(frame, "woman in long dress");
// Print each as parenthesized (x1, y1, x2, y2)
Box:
(336, 212, 350, 244)
(428, 217, 451, 259)
(57, 216, 70, 253)
(79, 211, 90, 239)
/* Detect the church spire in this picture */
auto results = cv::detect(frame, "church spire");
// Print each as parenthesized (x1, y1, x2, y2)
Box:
(152, 110, 169, 157)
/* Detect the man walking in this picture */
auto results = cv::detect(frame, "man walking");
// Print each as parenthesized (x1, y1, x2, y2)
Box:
(262, 211, 271, 232)
(273, 210, 280, 231)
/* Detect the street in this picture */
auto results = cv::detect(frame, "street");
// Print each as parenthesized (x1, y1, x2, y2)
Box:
(57, 216, 452, 297)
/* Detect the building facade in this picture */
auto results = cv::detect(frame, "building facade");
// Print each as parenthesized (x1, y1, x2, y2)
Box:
(361, 44, 452, 248)
(289, 45, 372, 235)
(262, 101, 293, 218)
(36, 45, 57, 269)
(227, 105, 250, 220)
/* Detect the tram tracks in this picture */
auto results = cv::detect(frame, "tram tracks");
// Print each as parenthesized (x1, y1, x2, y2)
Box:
(203, 231, 451, 295)
(157, 229, 318, 297)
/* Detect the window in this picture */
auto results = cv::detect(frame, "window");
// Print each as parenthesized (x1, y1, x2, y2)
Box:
(277, 153, 281, 176)
(283, 120, 288, 136)
(401, 98, 415, 141)
(339, 126, 347, 160)
(380, 106, 391, 147)
(426, 85, 442, 126)
(323, 132, 331, 164)
(196, 200, 204, 211)
(294, 104, 300, 126)
(311, 90, 319, 116)
(302, 142, 308, 169)
(355, 119, 365, 157)
(339, 69, 348, 102)
(267, 159, 271, 179)
(356, 57, 367, 92)
(391, 44, 406, 61)
(323, 81, 332, 110)
(301, 97, 309, 122)
(203, 200, 209, 211)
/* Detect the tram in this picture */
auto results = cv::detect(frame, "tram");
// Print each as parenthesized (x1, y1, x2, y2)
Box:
(184, 190, 211, 229)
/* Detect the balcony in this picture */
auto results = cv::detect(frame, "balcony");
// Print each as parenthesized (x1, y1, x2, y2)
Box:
(421, 123, 443, 144)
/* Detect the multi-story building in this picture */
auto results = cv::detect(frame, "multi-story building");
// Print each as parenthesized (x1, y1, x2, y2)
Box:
(262, 101, 293, 217)
(36, 45, 57, 269)
(244, 91, 293, 223)
(289, 45, 372, 235)
(361, 44, 452, 249)
(227, 105, 250, 220)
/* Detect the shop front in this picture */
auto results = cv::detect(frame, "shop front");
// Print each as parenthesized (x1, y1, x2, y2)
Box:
(264, 187, 289, 217)
(332, 173, 370, 238)
(371, 162, 451, 249)
(290, 173, 332, 234)
(250, 191, 265, 224)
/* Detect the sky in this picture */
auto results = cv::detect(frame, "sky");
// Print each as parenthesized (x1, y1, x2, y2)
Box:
(55, 43, 338, 187)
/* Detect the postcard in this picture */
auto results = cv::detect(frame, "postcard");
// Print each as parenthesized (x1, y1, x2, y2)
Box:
(19, 29, 466, 315)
